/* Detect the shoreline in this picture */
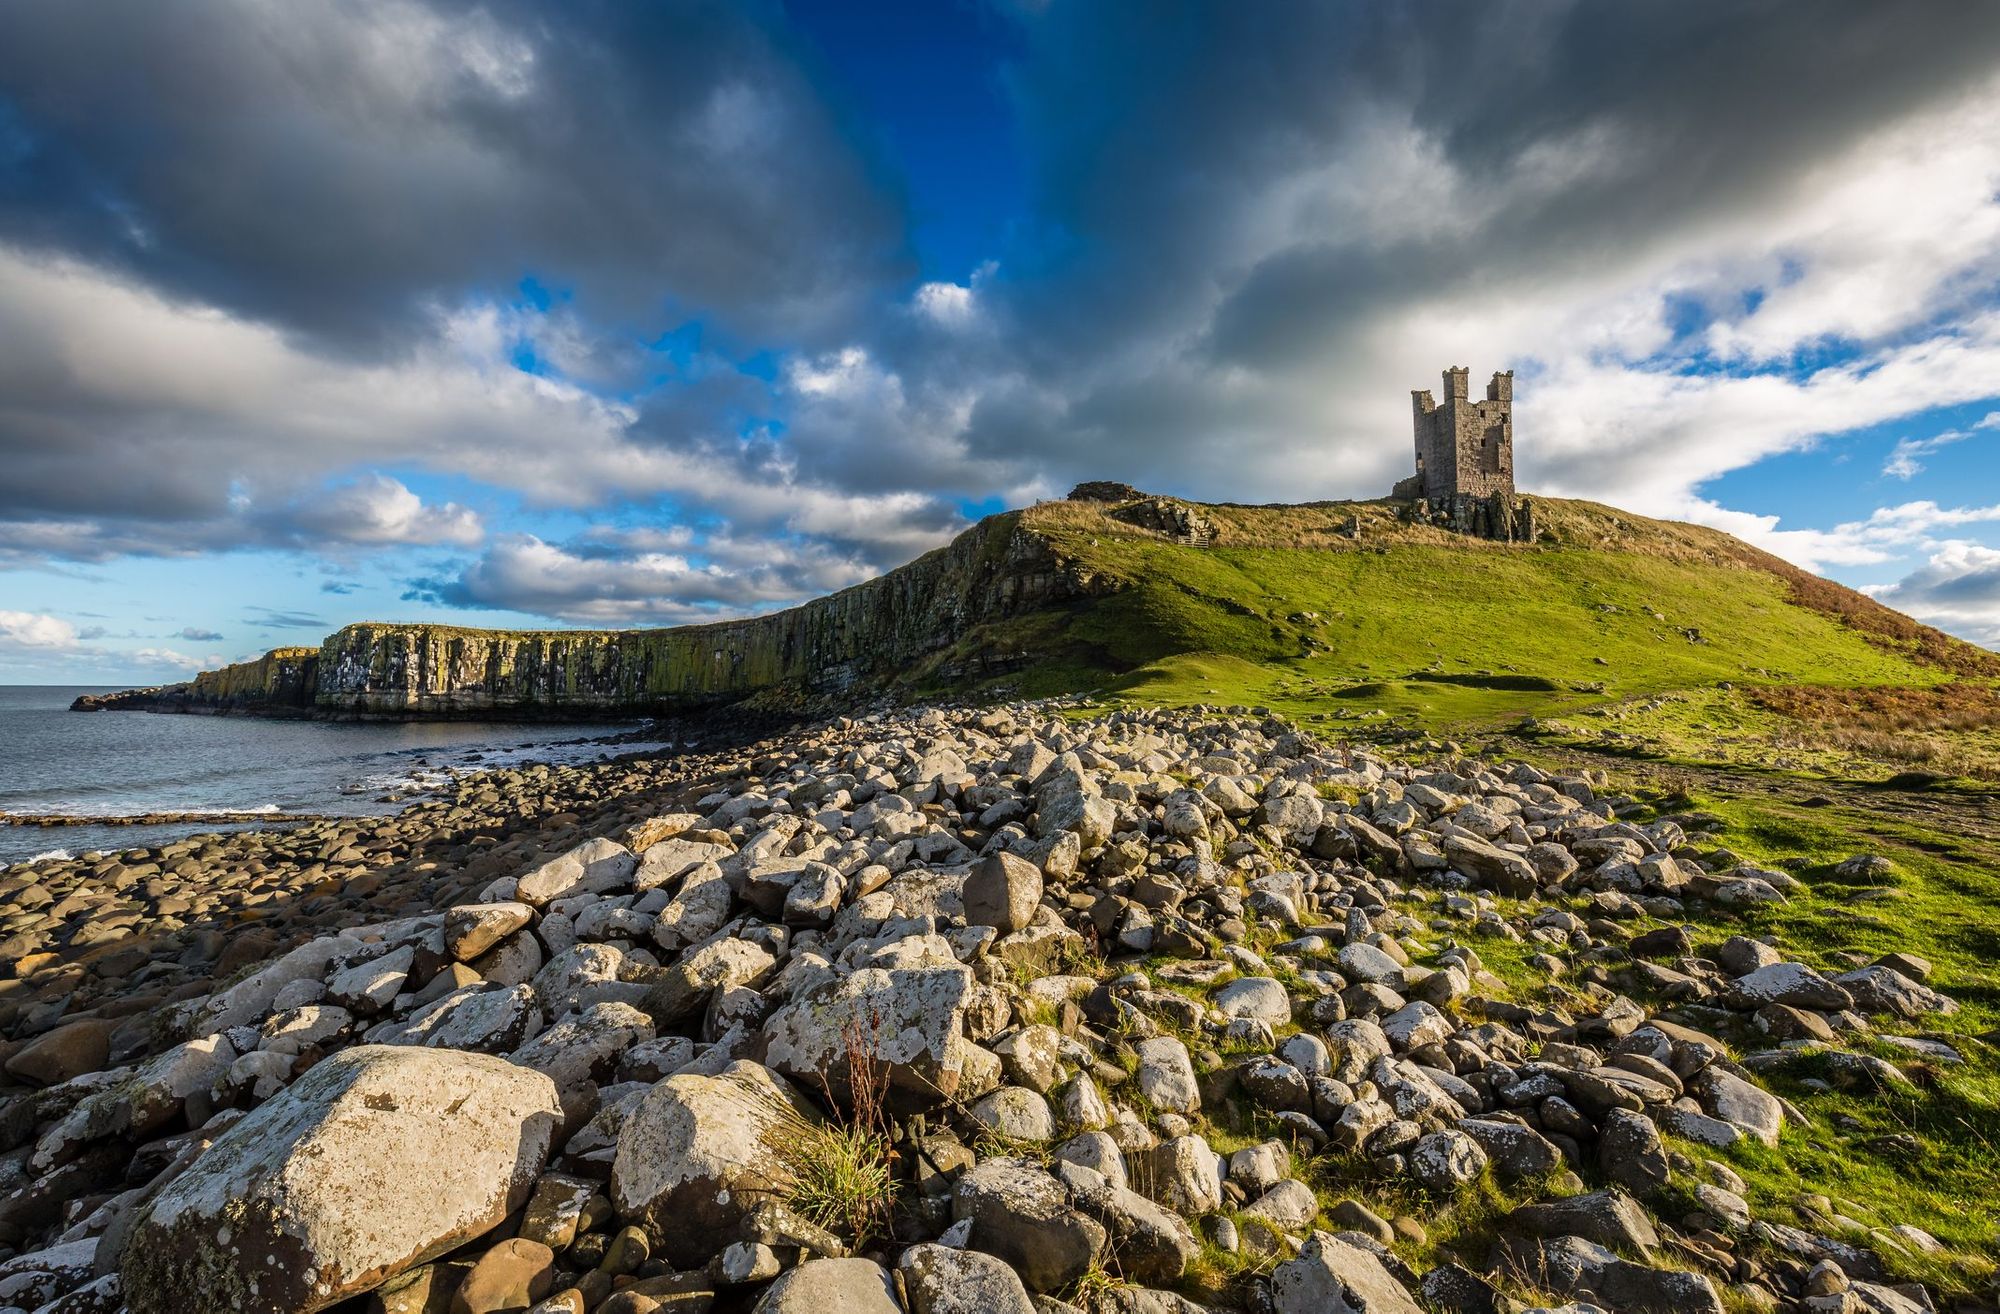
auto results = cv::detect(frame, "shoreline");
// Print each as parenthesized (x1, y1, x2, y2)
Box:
(2, 808, 335, 829)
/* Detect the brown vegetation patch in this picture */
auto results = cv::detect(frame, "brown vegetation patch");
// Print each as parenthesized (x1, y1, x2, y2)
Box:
(1752, 683, 2000, 779)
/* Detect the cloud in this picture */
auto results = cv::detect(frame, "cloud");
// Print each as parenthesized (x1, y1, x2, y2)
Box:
(0, 0, 908, 349)
(0, 610, 79, 650)
(403, 525, 882, 625)
(1868, 542, 2000, 643)
(177, 627, 225, 642)
(128, 647, 213, 670)
(275, 475, 482, 548)
(0, 246, 966, 569)
(911, 8, 2000, 513)
(1880, 411, 1995, 479)
(245, 608, 328, 630)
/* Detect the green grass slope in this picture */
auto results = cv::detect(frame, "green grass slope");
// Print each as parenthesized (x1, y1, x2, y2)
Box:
(944, 494, 1999, 781)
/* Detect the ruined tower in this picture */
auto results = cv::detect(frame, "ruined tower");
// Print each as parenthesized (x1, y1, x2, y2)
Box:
(1405, 366, 1513, 501)
(1393, 366, 1533, 541)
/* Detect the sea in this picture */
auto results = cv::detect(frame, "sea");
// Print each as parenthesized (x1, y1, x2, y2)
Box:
(0, 686, 667, 868)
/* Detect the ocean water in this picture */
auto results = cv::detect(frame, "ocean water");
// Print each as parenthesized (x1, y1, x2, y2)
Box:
(0, 686, 662, 867)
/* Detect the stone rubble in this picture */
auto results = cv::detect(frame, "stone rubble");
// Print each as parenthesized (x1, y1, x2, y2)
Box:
(0, 700, 1976, 1314)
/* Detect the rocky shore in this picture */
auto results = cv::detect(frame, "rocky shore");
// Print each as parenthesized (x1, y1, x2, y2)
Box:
(0, 701, 1984, 1313)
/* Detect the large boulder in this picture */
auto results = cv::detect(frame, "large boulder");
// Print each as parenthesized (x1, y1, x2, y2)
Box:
(610, 1061, 804, 1267)
(1272, 1231, 1424, 1314)
(953, 1159, 1106, 1293)
(761, 964, 1004, 1111)
(515, 837, 636, 907)
(121, 1046, 561, 1314)
(963, 852, 1044, 933)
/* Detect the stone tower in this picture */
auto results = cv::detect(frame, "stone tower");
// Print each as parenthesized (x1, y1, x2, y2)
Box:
(1405, 366, 1513, 501)
(1393, 366, 1533, 541)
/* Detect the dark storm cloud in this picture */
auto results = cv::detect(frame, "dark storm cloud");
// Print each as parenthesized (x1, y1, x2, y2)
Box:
(0, 0, 909, 351)
(922, 0, 2000, 497)
(5, 0, 2000, 632)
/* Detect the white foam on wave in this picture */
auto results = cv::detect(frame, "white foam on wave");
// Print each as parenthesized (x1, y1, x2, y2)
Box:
(28, 848, 71, 863)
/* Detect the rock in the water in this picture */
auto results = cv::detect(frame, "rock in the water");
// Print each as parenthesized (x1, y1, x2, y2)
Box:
(122, 1045, 561, 1314)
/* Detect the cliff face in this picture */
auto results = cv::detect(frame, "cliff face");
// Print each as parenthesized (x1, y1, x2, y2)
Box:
(76, 513, 1092, 720)
(72, 648, 321, 715)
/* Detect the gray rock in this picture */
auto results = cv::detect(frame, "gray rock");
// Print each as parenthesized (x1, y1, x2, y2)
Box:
(1505, 1234, 1723, 1314)
(516, 837, 636, 907)
(969, 1086, 1057, 1143)
(1507, 1189, 1659, 1256)
(1456, 1117, 1562, 1181)
(898, 1243, 1036, 1314)
(762, 961, 1004, 1112)
(1721, 962, 1853, 1012)
(953, 1159, 1107, 1293)
(444, 902, 534, 961)
(964, 852, 1044, 934)
(1058, 1162, 1198, 1284)
(1131, 1133, 1224, 1217)
(1831, 966, 1957, 1018)
(122, 1046, 560, 1314)
(1271, 1230, 1424, 1313)
(610, 1060, 804, 1267)
(751, 1258, 900, 1313)
(1408, 1130, 1488, 1192)
(1690, 1067, 1783, 1147)
(1598, 1108, 1670, 1195)
(1213, 976, 1293, 1023)
(1134, 1036, 1201, 1113)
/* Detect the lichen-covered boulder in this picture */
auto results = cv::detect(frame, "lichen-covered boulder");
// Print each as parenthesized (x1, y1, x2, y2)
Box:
(610, 1060, 804, 1267)
(121, 1045, 561, 1314)
(761, 964, 1004, 1111)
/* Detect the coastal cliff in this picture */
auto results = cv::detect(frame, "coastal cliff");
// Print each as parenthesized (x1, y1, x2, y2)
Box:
(74, 512, 1092, 720)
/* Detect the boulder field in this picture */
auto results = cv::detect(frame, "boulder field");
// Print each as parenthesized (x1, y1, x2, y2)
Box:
(0, 701, 1971, 1313)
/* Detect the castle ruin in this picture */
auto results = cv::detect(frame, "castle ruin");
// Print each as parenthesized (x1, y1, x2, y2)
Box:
(1392, 366, 1535, 541)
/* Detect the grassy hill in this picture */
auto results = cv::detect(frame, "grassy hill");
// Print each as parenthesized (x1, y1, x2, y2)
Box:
(940, 494, 2000, 784)
(973, 493, 2000, 1294)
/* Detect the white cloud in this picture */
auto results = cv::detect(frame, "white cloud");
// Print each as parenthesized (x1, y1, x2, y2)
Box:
(1867, 541, 2000, 643)
(0, 610, 80, 650)
(406, 527, 882, 625)
(128, 647, 210, 669)
(281, 474, 483, 548)
(914, 281, 975, 326)
(0, 247, 965, 566)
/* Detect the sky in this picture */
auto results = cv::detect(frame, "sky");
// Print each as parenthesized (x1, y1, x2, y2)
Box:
(5, 1, 2000, 682)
